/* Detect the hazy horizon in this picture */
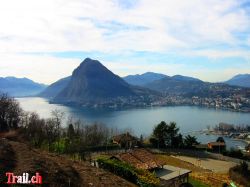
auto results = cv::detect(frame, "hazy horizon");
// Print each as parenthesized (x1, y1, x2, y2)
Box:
(1, 65, 249, 85)
(0, 0, 250, 84)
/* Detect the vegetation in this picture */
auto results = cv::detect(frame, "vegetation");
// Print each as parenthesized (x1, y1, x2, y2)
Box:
(0, 93, 120, 158)
(222, 148, 246, 160)
(229, 161, 250, 187)
(0, 94, 22, 131)
(97, 157, 160, 187)
(222, 148, 244, 159)
(184, 135, 199, 148)
(189, 177, 210, 187)
(149, 121, 199, 148)
(216, 137, 225, 143)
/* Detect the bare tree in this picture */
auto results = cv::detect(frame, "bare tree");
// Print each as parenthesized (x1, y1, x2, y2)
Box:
(51, 109, 64, 148)
(0, 94, 22, 131)
(44, 118, 57, 151)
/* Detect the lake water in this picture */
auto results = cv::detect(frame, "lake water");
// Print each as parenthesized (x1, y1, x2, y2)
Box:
(17, 97, 250, 149)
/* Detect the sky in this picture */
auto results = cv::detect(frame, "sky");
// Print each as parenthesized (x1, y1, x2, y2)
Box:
(0, 0, 250, 84)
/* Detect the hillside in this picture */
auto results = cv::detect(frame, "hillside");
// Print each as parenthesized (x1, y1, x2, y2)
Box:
(39, 76, 71, 98)
(0, 77, 46, 97)
(144, 77, 250, 98)
(123, 72, 168, 86)
(225, 74, 250, 88)
(144, 76, 205, 95)
(0, 138, 135, 186)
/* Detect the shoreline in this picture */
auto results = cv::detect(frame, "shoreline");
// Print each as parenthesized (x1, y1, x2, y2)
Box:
(17, 96, 250, 113)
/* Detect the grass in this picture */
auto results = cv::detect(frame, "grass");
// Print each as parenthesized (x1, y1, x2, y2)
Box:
(189, 177, 210, 187)
(156, 154, 208, 172)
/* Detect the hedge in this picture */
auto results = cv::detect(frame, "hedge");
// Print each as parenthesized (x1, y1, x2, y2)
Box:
(97, 158, 160, 187)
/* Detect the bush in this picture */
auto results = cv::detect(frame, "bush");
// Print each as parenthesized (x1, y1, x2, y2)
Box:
(222, 149, 243, 159)
(97, 158, 160, 187)
(229, 162, 250, 187)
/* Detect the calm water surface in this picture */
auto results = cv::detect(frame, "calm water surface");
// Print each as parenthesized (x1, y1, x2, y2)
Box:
(17, 97, 250, 149)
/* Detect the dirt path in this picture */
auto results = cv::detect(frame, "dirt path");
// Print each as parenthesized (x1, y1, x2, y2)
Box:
(0, 139, 136, 187)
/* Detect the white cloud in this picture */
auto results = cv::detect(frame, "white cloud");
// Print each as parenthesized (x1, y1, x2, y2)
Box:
(0, 0, 249, 83)
(190, 68, 250, 82)
(103, 59, 185, 77)
(182, 49, 250, 59)
(0, 0, 249, 53)
(0, 53, 81, 84)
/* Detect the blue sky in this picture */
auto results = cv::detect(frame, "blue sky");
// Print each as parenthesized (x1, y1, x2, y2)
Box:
(0, 0, 249, 84)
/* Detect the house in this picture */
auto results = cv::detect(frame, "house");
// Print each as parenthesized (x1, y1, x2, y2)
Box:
(110, 148, 164, 170)
(112, 132, 138, 149)
(111, 148, 191, 187)
(207, 142, 226, 151)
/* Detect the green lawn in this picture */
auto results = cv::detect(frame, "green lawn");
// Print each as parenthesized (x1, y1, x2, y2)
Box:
(189, 177, 210, 187)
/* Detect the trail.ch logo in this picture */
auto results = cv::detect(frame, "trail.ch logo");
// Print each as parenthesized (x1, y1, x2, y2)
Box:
(4, 172, 42, 185)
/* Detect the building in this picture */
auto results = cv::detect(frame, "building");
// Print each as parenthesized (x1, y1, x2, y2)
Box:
(110, 148, 164, 170)
(111, 148, 191, 187)
(112, 132, 138, 149)
(207, 142, 226, 151)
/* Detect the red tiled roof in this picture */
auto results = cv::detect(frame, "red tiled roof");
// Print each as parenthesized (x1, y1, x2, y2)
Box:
(111, 148, 164, 170)
(208, 142, 226, 146)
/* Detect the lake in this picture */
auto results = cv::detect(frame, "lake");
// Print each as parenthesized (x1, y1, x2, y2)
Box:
(17, 97, 250, 149)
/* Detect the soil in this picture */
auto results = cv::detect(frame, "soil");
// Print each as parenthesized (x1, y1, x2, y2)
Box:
(0, 138, 136, 187)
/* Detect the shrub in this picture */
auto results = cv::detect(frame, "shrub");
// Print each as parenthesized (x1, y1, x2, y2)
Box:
(222, 149, 243, 159)
(97, 158, 160, 187)
(229, 162, 250, 187)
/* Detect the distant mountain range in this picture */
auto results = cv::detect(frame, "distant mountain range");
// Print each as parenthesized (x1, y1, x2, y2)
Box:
(3, 58, 249, 108)
(123, 72, 202, 86)
(143, 77, 248, 98)
(38, 58, 249, 107)
(0, 77, 46, 97)
(225, 74, 250, 88)
(123, 72, 167, 86)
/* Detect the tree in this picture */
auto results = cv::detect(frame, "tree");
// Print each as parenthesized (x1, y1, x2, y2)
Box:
(216, 137, 225, 143)
(151, 121, 180, 148)
(0, 94, 22, 131)
(51, 109, 64, 149)
(25, 112, 46, 147)
(172, 134, 184, 148)
(67, 124, 75, 139)
(44, 118, 57, 150)
(184, 135, 199, 148)
(152, 121, 168, 148)
(140, 134, 143, 143)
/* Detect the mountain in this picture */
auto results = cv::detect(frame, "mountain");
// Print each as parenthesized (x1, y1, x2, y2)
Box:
(123, 72, 168, 86)
(171, 75, 201, 82)
(0, 77, 46, 97)
(143, 76, 248, 98)
(39, 76, 71, 98)
(225, 74, 250, 88)
(144, 76, 204, 95)
(53, 58, 137, 104)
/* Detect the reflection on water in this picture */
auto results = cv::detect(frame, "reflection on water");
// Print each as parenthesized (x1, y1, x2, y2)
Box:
(17, 97, 249, 150)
